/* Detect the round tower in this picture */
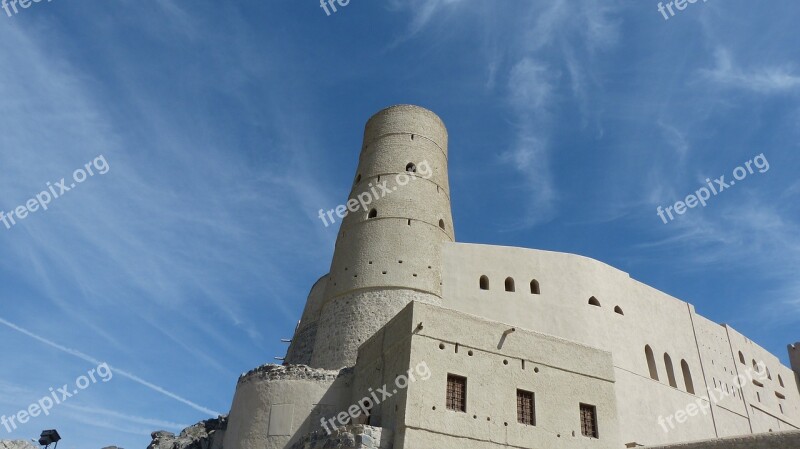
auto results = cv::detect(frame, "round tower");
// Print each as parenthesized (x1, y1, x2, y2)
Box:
(310, 104, 454, 369)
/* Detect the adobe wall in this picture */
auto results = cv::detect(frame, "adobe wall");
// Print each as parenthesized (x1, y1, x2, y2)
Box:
(357, 301, 621, 449)
(644, 429, 800, 448)
(441, 242, 800, 446)
(223, 365, 353, 449)
(285, 275, 328, 365)
(289, 425, 392, 449)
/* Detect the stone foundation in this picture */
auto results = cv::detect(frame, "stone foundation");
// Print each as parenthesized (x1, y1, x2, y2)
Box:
(289, 425, 392, 449)
(644, 430, 800, 448)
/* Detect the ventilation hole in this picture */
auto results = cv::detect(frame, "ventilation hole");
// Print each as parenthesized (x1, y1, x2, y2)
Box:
(439, 343, 445, 350)
(428, 265, 432, 269)
(432, 406, 436, 410)
(368, 209, 377, 219)
(439, 219, 445, 230)
(468, 350, 474, 356)
(408, 219, 411, 226)
(354, 275, 358, 278)
(344, 267, 348, 271)
(368, 261, 373, 264)
(473, 415, 477, 419)
(406, 162, 417, 173)
(503, 360, 509, 365)
(411, 134, 415, 140)
(534, 367, 539, 373)
(486, 417, 491, 421)
(614, 306, 624, 315)
(504, 422, 508, 427)
(413, 274, 418, 277)
(399, 260, 403, 264)
(382, 271, 387, 275)
(355, 174, 361, 183)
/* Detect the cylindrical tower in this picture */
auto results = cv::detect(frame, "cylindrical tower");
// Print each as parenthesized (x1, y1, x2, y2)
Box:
(310, 105, 454, 369)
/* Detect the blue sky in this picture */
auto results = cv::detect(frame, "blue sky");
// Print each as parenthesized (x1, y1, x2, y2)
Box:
(1, 0, 798, 447)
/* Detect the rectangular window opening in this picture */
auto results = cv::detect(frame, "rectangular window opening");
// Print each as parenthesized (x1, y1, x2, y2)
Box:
(516, 389, 535, 425)
(446, 374, 467, 412)
(580, 403, 598, 439)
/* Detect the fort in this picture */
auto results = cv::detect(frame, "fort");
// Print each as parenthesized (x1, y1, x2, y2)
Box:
(154, 105, 800, 449)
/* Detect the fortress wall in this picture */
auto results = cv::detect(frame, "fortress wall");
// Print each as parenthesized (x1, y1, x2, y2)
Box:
(613, 368, 716, 447)
(311, 289, 439, 370)
(222, 365, 352, 449)
(441, 242, 799, 445)
(397, 302, 620, 449)
(644, 429, 800, 449)
(288, 425, 392, 449)
(725, 328, 800, 428)
(690, 314, 749, 436)
(285, 275, 328, 365)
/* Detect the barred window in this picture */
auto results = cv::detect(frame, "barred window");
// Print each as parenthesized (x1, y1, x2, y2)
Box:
(580, 403, 598, 438)
(516, 389, 535, 425)
(446, 374, 467, 412)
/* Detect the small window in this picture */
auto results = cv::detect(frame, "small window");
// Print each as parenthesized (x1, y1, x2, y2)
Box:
(406, 162, 417, 173)
(368, 209, 377, 219)
(530, 280, 540, 295)
(439, 219, 445, 230)
(614, 306, 624, 315)
(505, 277, 515, 292)
(681, 360, 695, 394)
(664, 353, 678, 388)
(645, 345, 659, 380)
(739, 351, 745, 364)
(516, 390, 535, 425)
(579, 403, 598, 438)
(588, 296, 601, 307)
(446, 374, 467, 412)
(479, 275, 489, 290)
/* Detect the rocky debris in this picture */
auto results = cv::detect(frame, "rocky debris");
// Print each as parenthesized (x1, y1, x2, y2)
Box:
(289, 425, 391, 449)
(147, 416, 227, 449)
(0, 441, 38, 449)
(238, 364, 351, 385)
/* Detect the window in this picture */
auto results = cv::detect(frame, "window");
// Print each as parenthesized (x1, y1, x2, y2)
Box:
(446, 374, 467, 412)
(664, 353, 678, 388)
(368, 209, 377, 219)
(530, 279, 540, 294)
(505, 277, 515, 292)
(645, 345, 659, 380)
(681, 360, 695, 394)
(406, 162, 417, 173)
(516, 390, 535, 425)
(588, 296, 601, 307)
(579, 404, 598, 438)
(479, 275, 489, 290)
(614, 306, 624, 315)
(739, 351, 745, 364)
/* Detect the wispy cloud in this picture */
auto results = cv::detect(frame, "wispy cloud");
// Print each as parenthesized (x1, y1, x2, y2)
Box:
(701, 49, 800, 93)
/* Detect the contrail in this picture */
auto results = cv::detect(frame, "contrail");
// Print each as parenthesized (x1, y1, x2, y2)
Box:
(0, 316, 222, 417)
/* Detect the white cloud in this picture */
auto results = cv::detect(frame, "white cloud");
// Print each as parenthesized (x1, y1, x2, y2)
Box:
(702, 49, 800, 93)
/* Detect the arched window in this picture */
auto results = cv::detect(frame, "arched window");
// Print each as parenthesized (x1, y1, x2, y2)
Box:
(739, 351, 745, 364)
(614, 306, 624, 315)
(588, 296, 601, 307)
(505, 277, 515, 292)
(479, 275, 489, 290)
(664, 353, 677, 388)
(530, 280, 540, 295)
(779, 375, 784, 388)
(681, 360, 695, 394)
(439, 219, 445, 230)
(645, 345, 659, 380)
(406, 162, 417, 173)
(368, 209, 378, 219)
